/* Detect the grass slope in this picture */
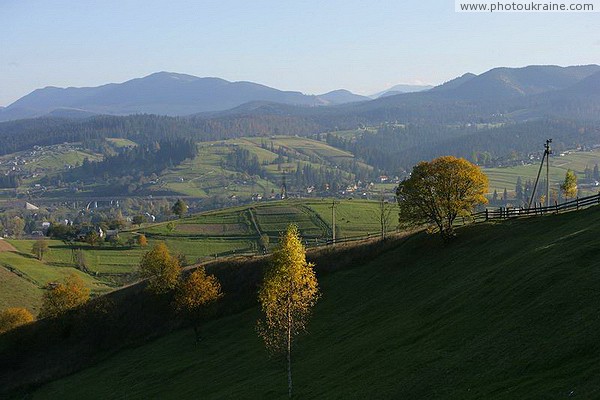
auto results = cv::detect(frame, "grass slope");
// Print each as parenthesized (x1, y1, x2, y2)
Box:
(142, 199, 395, 246)
(152, 136, 366, 198)
(484, 149, 600, 195)
(0, 267, 42, 313)
(0, 242, 112, 313)
(31, 206, 600, 399)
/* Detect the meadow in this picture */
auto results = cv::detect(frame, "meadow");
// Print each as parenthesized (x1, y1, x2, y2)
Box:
(27, 204, 600, 399)
(0, 199, 391, 314)
(484, 149, 600, 196)
(150, 136, 370, 199)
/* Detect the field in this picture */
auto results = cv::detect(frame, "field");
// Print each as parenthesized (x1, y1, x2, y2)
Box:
(484, 149, 600, 196)
(0, 267, 42, 312)
(306, 199, 392, 238)
(150, 136, 372, 199)
(105, 138, 138, 148)
(142, 199, 394, 246)
(28, 204, 600, 399)
(0, 242, 111, 313)
(0, 144, 102, 176)
(1, 199, 390, 313)
(0, 136, 378, 202)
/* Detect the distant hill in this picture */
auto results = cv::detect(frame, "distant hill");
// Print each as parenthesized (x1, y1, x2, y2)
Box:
(3, 65, 598, 123)
(0, 73, 372, 121)
(2, 64, 600, 163)
(45, 107, 99, 119)
(430, 73, 477, 92)
(372, 83, 433, 98)
(317, 89, 370, 105)
(212, 64, 600, 125)
(561, 70, 600, 95)
(434, 64, 600, 100)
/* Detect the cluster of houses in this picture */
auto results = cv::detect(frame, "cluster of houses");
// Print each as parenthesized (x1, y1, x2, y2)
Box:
(0, 143, 84, 178)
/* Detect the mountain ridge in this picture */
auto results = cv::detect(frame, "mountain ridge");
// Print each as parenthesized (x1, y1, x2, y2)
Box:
(0, 72, 369, 121)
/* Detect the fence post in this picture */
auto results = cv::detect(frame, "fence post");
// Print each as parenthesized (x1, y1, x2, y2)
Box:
(555, 200, 558, 214)
(576, 197, 579, 210)
(485, 209, 489, 221)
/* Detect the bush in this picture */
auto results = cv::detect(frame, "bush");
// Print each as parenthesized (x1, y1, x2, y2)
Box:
(40, 274, 91, 318)
(0, 308, 34, 334)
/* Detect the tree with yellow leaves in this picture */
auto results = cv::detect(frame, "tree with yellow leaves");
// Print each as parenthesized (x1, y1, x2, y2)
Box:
(0, 307, 34, 334)
(174, 267, 223, 343)
(560, 169, 578, 201)
(139, 242, 181, 294)
(257, 224, 320, 399)
(396, 156, 488, 241)
(39, 274, 90, 318)
(137, 234, 148, 247)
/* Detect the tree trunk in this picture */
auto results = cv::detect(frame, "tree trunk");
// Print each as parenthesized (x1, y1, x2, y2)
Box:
(287, 298, 292, 398)
(193, 324, 201, 344)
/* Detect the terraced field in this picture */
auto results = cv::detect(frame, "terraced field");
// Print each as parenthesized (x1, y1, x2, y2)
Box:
(252, 205, 324, 239)
(141, 199, 391, 247)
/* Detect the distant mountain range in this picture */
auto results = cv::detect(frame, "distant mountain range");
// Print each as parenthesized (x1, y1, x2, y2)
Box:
(371, 84, 434, 98)
(221, 64, 600, 124)
(1, 64, 599, 123)
(430, 64, 600, 99)
(0, 72, 371, 122)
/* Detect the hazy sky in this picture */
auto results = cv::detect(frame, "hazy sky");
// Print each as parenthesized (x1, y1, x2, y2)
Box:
(1, 0, 599, 105)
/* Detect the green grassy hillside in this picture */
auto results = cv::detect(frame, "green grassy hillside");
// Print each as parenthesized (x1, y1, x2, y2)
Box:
(142, 199, 395, 245)
(149, 136, 370, 198)
(0, 267, 42, 312)
(484, 149, 600, 196)
(0, 199, 391, 314)
(28, 206, 600, 399)
(0, 239, 111, 313)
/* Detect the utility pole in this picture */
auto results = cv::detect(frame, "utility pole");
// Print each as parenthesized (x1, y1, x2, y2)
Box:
(330, 199, 338, 244)
(528, 138, 552, 209)
(546, 139, 551, 207)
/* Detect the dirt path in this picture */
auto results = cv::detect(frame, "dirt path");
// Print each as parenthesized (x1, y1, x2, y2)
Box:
(0, 239, 17, 252)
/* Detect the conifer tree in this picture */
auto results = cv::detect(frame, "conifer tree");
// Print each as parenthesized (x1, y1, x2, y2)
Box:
(172, 199, 188, 218)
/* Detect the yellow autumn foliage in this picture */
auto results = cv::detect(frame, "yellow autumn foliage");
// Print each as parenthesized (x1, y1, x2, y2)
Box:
(139, 242, 181, 294)
(39, 274, 90, 318)
(258, 225, 319, 353)
(257, 224, 319, 397)
(175, 267, 223, 314)
(396, 156, 488, 241)
(0, 307, 34, 334)
(560, 169, 578, 200)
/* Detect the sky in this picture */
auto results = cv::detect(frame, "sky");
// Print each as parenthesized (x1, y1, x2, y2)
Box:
(1, 0, 599, 106)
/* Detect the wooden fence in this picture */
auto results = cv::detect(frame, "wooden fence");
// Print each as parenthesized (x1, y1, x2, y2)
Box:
(469, 192, 600, 223)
